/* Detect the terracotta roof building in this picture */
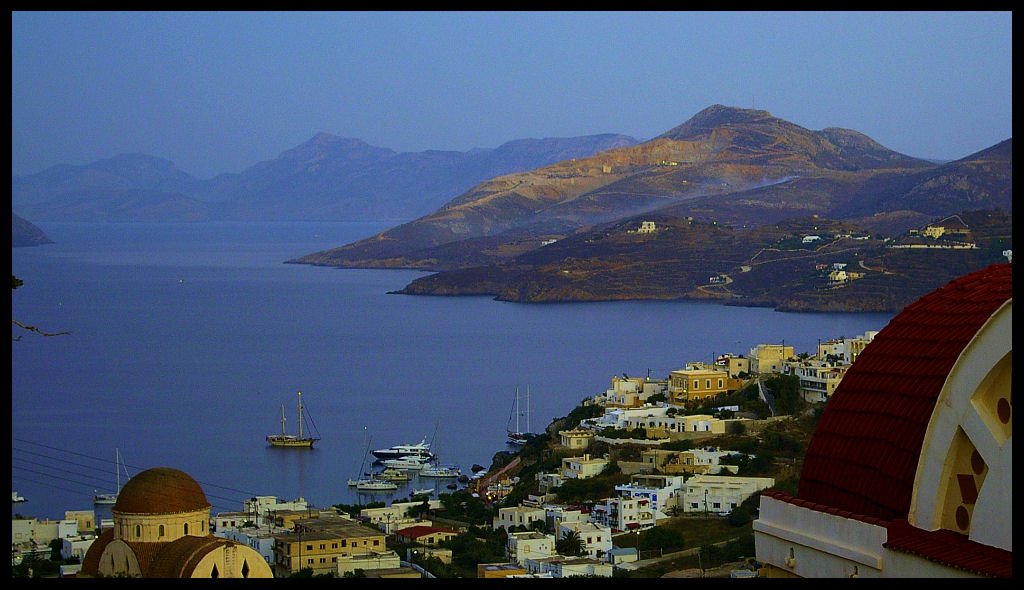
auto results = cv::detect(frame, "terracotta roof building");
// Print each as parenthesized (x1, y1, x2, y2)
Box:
(79, 467, 273, 578)
(753, 263, 1012, 578)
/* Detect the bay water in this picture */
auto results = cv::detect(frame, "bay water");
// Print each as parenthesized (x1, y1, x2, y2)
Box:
(11, 222, 892, 521)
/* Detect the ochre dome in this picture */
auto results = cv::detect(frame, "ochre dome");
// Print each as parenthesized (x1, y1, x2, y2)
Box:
(113, 467, 211, 514)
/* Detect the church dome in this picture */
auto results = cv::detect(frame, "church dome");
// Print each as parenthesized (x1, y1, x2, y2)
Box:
(113, 467, 211, 514)
(796, 262, 1012, 521)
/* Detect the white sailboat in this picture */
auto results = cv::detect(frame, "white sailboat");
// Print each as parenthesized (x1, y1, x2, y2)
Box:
(348, 428, 373, 487)
(507, 385, 533, 445)
(94, 448, 129, 505)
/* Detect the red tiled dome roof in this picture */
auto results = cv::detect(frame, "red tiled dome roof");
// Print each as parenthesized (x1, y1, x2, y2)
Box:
(113, 467, 211, 515)
(797, 263, 1012, 521)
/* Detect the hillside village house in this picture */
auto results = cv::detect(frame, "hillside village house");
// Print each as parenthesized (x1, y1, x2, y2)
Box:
(61, 535, 96, 562)
(615, 473, 687, 515)
(784, 360, 850, 403)
(507, 531, 556, 564)
(558, 428, 594, 450)
(336, 549, 403, 577)
(595, 375, 667, 408)
(668, 363, 732, 402)
(493, 505, 547, 531)
(272, 514, 386, 577)
(640, 447, 740, 475)
(715, 353, 750, 378)
(749, 343, 796, 375)
(562, 454, 609, 480)
(545, 505, 590, 532)
(586, 406, 670, 431)
(394, 524, 459, 547)
(558, 521, 613, 559)
(590, 496, 664, 532)
(477, 562, 532, 578)
(525, 555, 614, 578)
(683, 474, 775, 515)
(361, 500, 443, 535)
(817, 331, 877, 364)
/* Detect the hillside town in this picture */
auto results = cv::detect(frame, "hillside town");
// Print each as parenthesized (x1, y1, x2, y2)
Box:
(14, 332, 879, 578)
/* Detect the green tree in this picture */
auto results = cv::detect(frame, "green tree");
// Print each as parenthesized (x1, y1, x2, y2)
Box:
(556, 530, 584, 556)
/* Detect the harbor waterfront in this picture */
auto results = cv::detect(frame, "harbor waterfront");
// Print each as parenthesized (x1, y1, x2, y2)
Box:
(11, 221, 892, 521)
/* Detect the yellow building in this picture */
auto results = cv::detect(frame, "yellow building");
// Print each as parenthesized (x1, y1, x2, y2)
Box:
(559, 428, 594, 450)
(79, 467, 273, 578)
(64, 510, 96, 535)
(478, 563, 529, 578)
(273, 515, 386, 577)
(748, 344, 796, 375)
(668, 365, 731, 402)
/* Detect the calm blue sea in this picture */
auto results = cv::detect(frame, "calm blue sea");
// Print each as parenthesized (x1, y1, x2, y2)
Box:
(11, 222, 893, 521)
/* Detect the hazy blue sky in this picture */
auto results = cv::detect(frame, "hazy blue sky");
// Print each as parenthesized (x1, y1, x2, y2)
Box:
(11, 11, 1012, 179)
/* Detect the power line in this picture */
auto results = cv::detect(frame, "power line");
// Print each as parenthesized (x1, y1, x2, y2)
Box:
(12, 437, 266, 515)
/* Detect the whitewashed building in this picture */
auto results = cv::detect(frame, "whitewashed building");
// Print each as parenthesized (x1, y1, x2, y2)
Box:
(558, 521, 613, 559)
(682, 474, 775, 515)
(507, 531, 556, 564)
(589, 497, 662, 532)
(614, 473, 686, 515)
(493, 505, 547, 531)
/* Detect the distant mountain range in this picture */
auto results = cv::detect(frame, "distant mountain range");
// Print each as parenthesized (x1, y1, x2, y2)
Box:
(11, 133, 638, 223)
(290, 105, 1012, 312)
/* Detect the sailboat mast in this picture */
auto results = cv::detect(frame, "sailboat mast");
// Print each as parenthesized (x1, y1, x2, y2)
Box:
(297, 391, 304, 439)
(280, 405, 287, 435)
(515, 386, 520, 433)
(527, 385, 531, 434)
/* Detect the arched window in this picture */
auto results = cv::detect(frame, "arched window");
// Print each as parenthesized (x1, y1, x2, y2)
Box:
(135, 524, 141, 538)
(159, 524, 165, 537)
(184, 522, 189, 535)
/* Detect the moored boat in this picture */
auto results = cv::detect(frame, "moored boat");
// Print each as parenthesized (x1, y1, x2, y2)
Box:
(419, 463, 461, 478)
(378, 467, 410, 482)
(267, 391, 321, 448)
(355, 475, 399, 492)
(94, 448, 129, 505)
(370, 439, 435, 462)
(506, 385, 534, 446)
(12, 491, 26, 503)
(382, 456, 431, 470)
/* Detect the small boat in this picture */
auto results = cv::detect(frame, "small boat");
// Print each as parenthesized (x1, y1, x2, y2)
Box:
(267, 391, 321, 448)
(419, 463, 461, 478)
(12, 491, 26, 503)
(382, 456, 431, 470)
(355, 475, 399, 492)
(94, 448, 129, 505)
(371, 438, 435, 462)
(378, 467, 410, 482)
(411, 488, 434, 497)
